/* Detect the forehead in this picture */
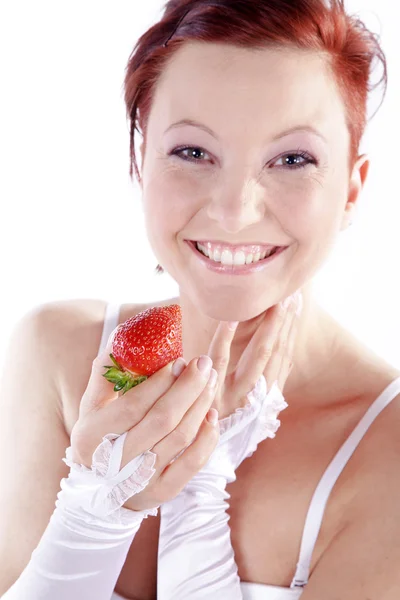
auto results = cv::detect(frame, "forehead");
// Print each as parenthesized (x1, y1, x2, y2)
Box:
(149, 41, 347, 140)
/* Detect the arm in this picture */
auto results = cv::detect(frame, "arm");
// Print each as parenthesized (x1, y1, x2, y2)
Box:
(0, 304, 157, 600)
(158, 294, 300, 599)
(2, 433, 157, 600)
(0, 304, 72, 594)
(1, 302, 225, 600)
(158, 376, 288, 600)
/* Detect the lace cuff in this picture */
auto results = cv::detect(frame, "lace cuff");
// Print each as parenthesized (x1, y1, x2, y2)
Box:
(218, 375, 288, 451)
(59, 432, 158, 525)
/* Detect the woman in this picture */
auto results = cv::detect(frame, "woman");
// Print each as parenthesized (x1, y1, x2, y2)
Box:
(1, 0, 399, 599)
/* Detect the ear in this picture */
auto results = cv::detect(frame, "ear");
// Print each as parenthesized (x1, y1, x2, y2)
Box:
(340, 154, 370, 230)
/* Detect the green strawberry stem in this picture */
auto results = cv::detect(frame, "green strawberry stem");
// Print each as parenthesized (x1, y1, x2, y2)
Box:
(102, 353, 148, 395)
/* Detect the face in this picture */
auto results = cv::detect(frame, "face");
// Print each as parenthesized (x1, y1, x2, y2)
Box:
(139, 41, 367, 322)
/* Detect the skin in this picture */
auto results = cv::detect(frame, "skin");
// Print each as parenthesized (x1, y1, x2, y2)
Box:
(137, 40, 370, 412)
(1, 43, 398, 600)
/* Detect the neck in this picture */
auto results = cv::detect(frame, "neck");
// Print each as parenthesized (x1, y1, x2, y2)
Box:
(177, 282, 341, 406)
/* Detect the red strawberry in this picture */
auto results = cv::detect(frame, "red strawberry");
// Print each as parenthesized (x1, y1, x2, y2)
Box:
(103, 304, 182, 395)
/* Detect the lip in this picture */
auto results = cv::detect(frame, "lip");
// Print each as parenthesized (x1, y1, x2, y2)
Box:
(186, 240, 288, 275)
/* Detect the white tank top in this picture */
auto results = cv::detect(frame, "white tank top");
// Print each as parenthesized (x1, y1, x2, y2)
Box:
(101, 302, 400, 600)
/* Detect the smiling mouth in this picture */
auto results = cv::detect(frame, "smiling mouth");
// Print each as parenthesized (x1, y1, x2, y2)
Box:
(192, 240, 282, 265)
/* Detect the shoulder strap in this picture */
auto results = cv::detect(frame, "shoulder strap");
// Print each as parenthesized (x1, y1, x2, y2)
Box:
(290, 375, 400, 588)
(98, 303, 121, 355)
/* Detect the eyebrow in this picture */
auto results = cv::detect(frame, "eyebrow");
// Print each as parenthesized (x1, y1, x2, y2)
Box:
(164, 118, 327, 143)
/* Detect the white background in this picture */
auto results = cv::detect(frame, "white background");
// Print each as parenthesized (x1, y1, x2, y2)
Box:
(0, 0, 399, 373)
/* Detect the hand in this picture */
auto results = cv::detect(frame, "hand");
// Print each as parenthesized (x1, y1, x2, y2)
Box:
(70, 336, 221, 514)
(206, 290, 302, 419)
(157, 292, 302, 600)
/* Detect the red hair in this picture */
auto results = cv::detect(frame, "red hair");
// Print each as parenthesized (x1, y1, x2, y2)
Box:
(123, 0, 387, 274)
(124, 0, 387, 181)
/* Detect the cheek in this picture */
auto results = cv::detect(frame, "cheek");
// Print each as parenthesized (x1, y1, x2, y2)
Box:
(278, 179, 342, 241)
(142, 175, 191, 251)
(150, 170, 208, 231)
(288, 197, 345, 278)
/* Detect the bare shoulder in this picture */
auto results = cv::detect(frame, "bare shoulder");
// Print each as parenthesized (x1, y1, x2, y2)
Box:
(24, 299, 109, 434)
(338, 344, 400, 517)
(45, 297, 180, 436)
(352, 373, 400, 484)
(310, 316, 400, 509)
(46, 298, 131, 435)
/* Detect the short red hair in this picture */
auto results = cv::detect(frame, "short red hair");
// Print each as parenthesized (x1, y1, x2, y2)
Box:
(123, 0, 387, 185)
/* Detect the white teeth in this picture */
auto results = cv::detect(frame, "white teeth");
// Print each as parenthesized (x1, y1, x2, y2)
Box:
(232, 251, 246, 266)
(220, 249, 232, 265)
(212, 247, 221, 262)
(195, 242, 277, 265)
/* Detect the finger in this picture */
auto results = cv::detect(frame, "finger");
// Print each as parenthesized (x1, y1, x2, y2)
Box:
(151, 368, 218, 472)
(118, 356, 214, 466)
(83, 355, 186, 453)
(263, 295, 298, 388)
(155, 411, 220, 502)
(276, 298, 300, 390)
(206, 320, 239, 408)
(277, 317, 298, 390)
(233, 303, 286, 399)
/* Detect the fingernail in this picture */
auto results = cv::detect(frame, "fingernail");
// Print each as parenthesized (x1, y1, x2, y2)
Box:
(206, 408, 219, 425)
(208, 368, 218, 388)
(197, 355, 212, 374)
(172, 357, 186, 377)
(228, 321, 239, 331)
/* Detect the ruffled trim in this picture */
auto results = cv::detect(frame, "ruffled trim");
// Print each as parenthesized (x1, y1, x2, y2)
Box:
(188, 376, 289, 490)
(218, 375, 288, 446)
(218, 397, 253, 438)
(61, 432, 157, 521)
(243, 379, 288, 459)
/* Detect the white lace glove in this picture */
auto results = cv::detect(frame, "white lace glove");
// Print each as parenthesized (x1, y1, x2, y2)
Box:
(158, 375, 288, 599)
(1, 432, 158, 600)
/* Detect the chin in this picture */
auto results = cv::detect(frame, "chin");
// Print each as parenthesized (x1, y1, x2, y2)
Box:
(193, 291, 276, 323)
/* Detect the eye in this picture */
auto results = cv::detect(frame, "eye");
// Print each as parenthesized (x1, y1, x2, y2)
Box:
(169, 146, 211, 163)
(271, 150, 317, 170)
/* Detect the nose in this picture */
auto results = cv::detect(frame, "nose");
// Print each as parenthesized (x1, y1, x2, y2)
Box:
(206, 176, 267, 234)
